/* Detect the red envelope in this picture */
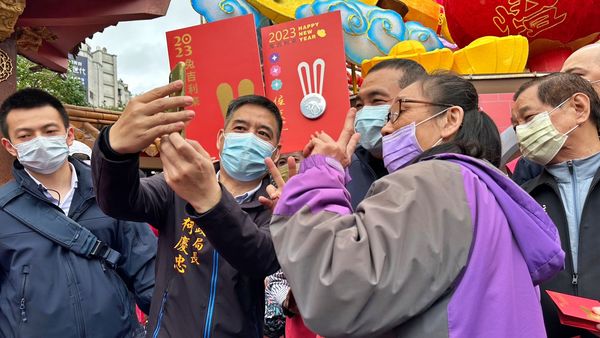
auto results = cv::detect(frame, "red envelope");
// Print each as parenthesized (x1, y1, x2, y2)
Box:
(166, 15, 265, 157)
(546, 290, 600, 333)
(261, 11, 349, 153)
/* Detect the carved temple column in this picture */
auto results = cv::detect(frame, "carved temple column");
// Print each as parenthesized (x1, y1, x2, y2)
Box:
(0, 38, 17, 184)
(0, 0, 25, 184)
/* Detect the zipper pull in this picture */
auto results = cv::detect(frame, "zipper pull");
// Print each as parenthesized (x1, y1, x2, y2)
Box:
(572, 273, 579, 285)
(20, 298, 27, 323)
(567, 160, 574, 175)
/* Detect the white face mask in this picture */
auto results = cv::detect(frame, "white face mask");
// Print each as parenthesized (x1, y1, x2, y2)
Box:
(12, 135, 69, 174)
(515, 97, 578, 165)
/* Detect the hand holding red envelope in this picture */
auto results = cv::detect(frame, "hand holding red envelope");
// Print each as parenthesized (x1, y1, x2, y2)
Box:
(546, 290, 600, 333)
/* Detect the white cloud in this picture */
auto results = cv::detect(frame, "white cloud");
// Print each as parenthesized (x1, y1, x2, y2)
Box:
(87, 0, 201, 95)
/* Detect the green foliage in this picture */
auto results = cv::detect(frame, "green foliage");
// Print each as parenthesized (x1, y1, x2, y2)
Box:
(16, 56, 89, 106)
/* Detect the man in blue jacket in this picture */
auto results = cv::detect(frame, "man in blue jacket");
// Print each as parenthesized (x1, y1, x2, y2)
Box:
(348, 59, 426, 208)
(0, 88, 157, 338)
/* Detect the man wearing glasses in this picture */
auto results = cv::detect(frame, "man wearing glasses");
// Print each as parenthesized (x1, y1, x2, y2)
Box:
(349, 59, 426, 208)
(512, 72, 600, 338)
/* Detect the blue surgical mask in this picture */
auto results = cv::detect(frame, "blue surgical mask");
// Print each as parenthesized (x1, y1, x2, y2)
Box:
(220, 133, 276, 182)
(354, 105, 389, 155)
(12, 135, 69, 174)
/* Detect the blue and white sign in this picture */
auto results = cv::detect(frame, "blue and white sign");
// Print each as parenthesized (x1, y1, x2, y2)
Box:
(69, 54, 88, 93)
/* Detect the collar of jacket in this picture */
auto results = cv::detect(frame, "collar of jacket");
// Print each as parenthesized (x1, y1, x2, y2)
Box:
(12, 157, 95, 202)
(522, 165, 600, 197)
(212, 160, 271, 210)
(353, 145, 387, 178)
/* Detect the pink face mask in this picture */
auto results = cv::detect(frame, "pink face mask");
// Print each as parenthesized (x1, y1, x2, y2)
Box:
(382, 108, 449, 173)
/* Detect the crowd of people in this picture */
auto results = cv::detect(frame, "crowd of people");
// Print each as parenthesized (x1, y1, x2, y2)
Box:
(1, 42, 600, 338)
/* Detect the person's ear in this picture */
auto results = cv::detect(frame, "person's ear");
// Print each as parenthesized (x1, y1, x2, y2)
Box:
(440, 106, 464, 140)
(1, 138, 17, 157)
(216, 129, 225, 153)
(66, 126, 75, 147)
(271, 144, 281, 163)
(572, 92, 591, 125)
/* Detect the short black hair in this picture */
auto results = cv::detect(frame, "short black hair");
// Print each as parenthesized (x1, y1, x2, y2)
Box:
(514, 72, 600, 135)
(0, 88, 69, 139)
(368, 59, 427, 89)
(225, 95, 283, 141)
(414, 73, 502, 167)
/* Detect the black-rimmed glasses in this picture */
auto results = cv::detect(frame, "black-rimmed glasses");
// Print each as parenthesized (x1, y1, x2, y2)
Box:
(387, 98, 454, 124)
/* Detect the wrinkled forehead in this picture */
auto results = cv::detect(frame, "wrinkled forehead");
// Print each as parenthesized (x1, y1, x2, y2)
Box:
(359, 69, 404, 97)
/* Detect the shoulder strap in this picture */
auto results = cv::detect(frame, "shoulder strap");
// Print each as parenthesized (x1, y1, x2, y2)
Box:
(0, 184, 121, 267)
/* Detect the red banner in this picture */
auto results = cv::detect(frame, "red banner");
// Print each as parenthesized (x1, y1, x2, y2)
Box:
(261, 11, 350, 153)
(166, 15, 264, 156)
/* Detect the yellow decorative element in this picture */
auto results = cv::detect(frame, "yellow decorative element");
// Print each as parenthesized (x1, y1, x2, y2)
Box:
(451, 35, 528, 75)
(362, 40, 453, 75)
(389, 40, 427, 55)
(216, 79, 255, 117)
(15, 27, 58, 54)
(0, 49, 13, 83)
(401, 0, 454, 43)
(0, 0, 26, 42)
(363, 35, 529, 75)
(246, 0, 377, 23)
(143, 143, 159, 157)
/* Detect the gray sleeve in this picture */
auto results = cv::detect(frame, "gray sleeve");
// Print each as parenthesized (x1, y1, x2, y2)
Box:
(270, 160, 474, 337)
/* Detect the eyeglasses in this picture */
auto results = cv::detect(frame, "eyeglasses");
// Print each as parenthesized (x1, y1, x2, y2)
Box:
(387, 98, 454, 124)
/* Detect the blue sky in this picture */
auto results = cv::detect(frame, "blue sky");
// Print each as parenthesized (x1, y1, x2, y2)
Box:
(87, 0, 201, 94)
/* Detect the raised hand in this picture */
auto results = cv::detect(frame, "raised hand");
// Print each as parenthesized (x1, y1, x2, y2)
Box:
(303, 108, 360, 167)
(109, 81, 195, 154)
(159, 132, 222, 213)
(258, 157, 298, 210)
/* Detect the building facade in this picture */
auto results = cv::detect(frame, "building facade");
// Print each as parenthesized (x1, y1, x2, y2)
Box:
(70, 43, 132, 108)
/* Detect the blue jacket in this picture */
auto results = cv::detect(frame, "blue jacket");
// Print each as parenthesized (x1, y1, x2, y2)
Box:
(0, 158, 157, 338)
(346, 146, 388, 209)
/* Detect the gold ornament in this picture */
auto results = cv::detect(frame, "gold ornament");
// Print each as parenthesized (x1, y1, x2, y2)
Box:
(0, 0, 26, 42)
(0, 49, 13, 83)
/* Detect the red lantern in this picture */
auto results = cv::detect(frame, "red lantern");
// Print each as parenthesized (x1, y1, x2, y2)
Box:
(440, 0, 600, 57)
(528, 48, 572, 72)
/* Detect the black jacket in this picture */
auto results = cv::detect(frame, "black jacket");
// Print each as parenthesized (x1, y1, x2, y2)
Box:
(512, 157, 544, 185)
(0, 158, 156, 338)
(523, 168, 600, 338)
(92, 128, 280, 337)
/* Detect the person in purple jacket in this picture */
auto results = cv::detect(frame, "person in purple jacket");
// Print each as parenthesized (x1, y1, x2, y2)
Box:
(269, 73, 565, 337)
